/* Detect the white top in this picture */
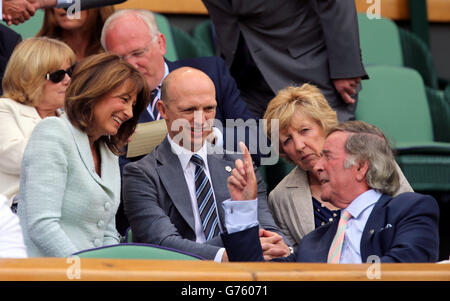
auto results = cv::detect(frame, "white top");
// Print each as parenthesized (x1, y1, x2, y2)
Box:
(0, 194, 27, 258)
(0, 98, 42, 206)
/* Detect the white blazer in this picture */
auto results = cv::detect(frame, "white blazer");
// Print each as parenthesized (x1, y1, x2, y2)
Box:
(0, 98, 41, 206)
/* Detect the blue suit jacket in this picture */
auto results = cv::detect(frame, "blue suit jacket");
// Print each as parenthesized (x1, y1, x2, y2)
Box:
(222, 192, 440, 263)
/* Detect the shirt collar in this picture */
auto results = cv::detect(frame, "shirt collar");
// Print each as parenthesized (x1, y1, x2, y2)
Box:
(167, 134, 208, 171)
(159, 62, 169, 88)
(344, 189, 382, 219)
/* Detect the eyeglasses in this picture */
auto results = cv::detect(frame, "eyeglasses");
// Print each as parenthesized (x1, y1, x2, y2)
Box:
(45, 65, 74, 83)
(122, 44, 151, 61)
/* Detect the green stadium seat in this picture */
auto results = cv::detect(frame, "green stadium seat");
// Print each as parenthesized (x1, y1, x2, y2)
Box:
(171, 25, 199, 59)
(73, 243, 203, 260)
(0, 9, 44, 39)
(356, 65, 450, 191)
(259, 157, 296, 194)
(192, 20, 215, 57)
(154, 13, 178, 61)
(357, 13, 403, 66)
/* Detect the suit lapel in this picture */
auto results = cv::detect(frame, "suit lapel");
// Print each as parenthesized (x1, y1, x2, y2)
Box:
(62, 115, 117, 198)
(285, 167, 315, 238)
(360, 194, 391, 260)
(138, 110, 153, 123)
(155, 138, 196, 232)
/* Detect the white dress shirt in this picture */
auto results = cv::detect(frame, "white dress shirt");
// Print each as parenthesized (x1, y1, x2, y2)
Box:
(339, 189, 381, 263)
(168, 135, 225, 262)
(0, 194, 27, 258)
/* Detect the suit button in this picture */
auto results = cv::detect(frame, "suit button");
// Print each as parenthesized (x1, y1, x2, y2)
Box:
(104, 202, 111, 211)
(369, 229, 375, 235)
(94, 239, 101, 247)
(97, 220, 105, 228)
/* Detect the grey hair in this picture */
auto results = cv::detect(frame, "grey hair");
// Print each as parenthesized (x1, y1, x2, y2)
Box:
(101, 9, 161, 50)
(329, 121, 400, 195)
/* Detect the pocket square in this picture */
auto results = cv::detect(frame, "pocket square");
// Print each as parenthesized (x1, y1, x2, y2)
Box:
(379, 223, 393, 232)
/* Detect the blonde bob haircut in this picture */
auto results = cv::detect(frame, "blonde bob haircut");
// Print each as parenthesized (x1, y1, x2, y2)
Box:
(2, 37, 76, 106)
(263, 84, 338, 157)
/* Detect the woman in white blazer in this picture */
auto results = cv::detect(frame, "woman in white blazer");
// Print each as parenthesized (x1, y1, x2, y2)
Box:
(264, 84, 413, 248)
(0, 37, 76, 208)
(17, 53, 150, 257)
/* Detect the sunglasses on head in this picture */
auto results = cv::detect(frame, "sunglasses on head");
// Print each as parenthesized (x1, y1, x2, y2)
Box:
(45, 65, 75, 83)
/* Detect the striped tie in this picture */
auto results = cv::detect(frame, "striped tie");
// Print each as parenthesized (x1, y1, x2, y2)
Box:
(151, 87, 161, 120)
(191, 154, 220, 241)
(327, 210, 352, 264)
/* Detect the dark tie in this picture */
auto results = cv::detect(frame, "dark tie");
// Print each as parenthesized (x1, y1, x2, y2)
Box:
(191, 154, 220, 241)
(150, 87, 160, 120)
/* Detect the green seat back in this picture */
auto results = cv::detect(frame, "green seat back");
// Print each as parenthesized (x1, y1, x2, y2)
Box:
(171, 25, 202, 59)
(357, 13, 403, 66)
(356, 65, 433, 146)
(1, 9, 44, 38)
(356, 65, 450, 191)
(192, 20, 215, 57)
(154, 13, 178, 61)
(258, 157, 295, 194)
(74, 244, 202, 260)
(399, 27, 439, 89)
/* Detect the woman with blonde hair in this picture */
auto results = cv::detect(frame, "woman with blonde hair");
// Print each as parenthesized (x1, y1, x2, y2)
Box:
(37, 5, 114, 60)
(17, 53, 150, 257)
(264, 84, 413, 248)
(0, 37, 75, 209)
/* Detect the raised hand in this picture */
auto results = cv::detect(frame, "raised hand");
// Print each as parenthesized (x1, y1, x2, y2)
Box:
(227, 142, 257, 201)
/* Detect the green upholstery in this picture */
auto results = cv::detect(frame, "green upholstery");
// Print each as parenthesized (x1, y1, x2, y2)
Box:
(357, 13, 403, 66)
(171, 26, 199, 59)
(259, 157, 296, 194)
(74, 244, 202, 260)
(170, 25, 210, 59)
(192, 20, 215, 57)
(408, 0, 429, 46)
(399, 27, 439, 90)
(0, 9, 44, 38)
(425, 87, 450, 142)
(356, 65, 450, 191)
(154, 13, 178, 61)
(357, 66, 433, 144)
(125, 227, 133, 243)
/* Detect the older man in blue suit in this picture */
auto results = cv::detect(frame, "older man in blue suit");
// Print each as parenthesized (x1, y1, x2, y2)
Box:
(223, 121, 440, 263)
